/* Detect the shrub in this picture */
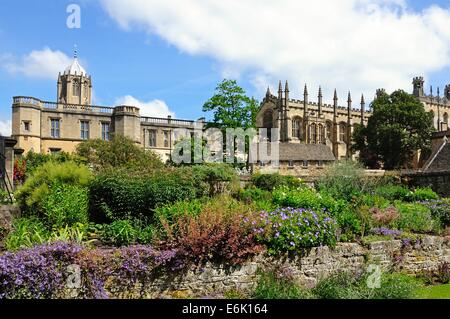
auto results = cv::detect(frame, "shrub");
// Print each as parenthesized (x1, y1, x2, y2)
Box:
(394, 202, 439, 233)
(89, 170, 202, 223)
(188, 164, 239, 196)
(15, 161, 92, 214)
(315, 161, 385, 202)
(375, 185, 413, 202)
(4, 217, 88, 251)
(358, 195, 390, 210)
(159, 196, 264, 265)
(370, 206, 399, 227)
(0, 189, 12, 205)
(5, 218, 48, 251)
(418, 199, 450, 227)
(312, 272, 362, 299)
(235, 187, 272, 204)
(252, 270, 310, 299)
(254, 207, 337, 253)
(76, 134, 163, 173)
(102, 220, 139, 246)
(273, 187, 361, 240)
(411, 187, 439, 202)
(251, 173, 303, 191)
(312, 271, 421, 299)
(42, 184, 89, 228)
(22, 151, 83, 178)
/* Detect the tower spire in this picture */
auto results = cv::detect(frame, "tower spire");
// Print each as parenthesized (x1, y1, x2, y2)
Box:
(318, 86, 323, 117)
(360, 94, 365, 126)
(73, 44, 78, 59)
(303, 84, 309, 118)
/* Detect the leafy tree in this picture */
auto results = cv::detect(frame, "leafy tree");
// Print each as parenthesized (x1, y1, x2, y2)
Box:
(202, 79, 259, 129)
(76, 134, 163, 172)
(352, 90, 434, 170)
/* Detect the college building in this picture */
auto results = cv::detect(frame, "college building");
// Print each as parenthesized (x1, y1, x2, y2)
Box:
(9, 52, 450, 174)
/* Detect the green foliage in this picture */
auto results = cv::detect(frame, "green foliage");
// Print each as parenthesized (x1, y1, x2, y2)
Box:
(353, 90, 434, 169)
(102, 220, 139, 246)
(154, 199, 205, 227)
(251, 173, 303, 191)
(76, 134, 163, 173)
(203, 79, 259, 129)
(411, 187, 439, 202)
(316, 161, 383, 201)
(375, 185, 413, 201)
(42, 184, 89, 228)
(89, 165, 238, 223)
(394, 201, 439, 233)
(89, 170, 201, 223)
(252, 271, 310, 299)
(15, 161, 92, 214)
(235, 187, 273, 203)
(312, 271, 421, 299)
(22, 151, 82, 177)
(0, 189, 12, 205)
(259, 207, 337, 253)
(4, 218, 87, 251)
(5, 218, 48, 251)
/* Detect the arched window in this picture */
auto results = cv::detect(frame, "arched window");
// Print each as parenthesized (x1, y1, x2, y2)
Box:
(318, 124, 325, 144)
(263, 110, 273, 141)
(339, 123, 346, 142)
(72, 80, 81, 97)
(292, 117, 302, 139)
(310, 123, 317, 144)
(326, 121, 332, 140)
(443, 113, 448, 124)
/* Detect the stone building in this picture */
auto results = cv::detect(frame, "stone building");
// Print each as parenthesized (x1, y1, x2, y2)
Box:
(11, 53, 205, 163)
(10, 51, 450, 172)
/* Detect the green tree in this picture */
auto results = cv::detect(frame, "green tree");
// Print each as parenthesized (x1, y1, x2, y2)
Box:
(76, 134, 163, 172)
(202, 79, 259, 129)
(352, 90, 434, 170)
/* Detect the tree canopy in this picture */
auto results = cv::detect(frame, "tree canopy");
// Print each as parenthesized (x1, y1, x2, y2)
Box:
(352, 90, 434, 170)
(202, 79, 259, 129)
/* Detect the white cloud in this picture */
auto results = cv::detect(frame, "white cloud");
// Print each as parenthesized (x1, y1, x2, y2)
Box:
(115, 95, 175, 118)
(100, 0, 450, 103)
(0, 120, 11, 136)
(2, 48, 73, 80)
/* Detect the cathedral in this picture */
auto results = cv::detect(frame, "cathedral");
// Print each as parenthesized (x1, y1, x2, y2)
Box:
(9, 51, 450, 175)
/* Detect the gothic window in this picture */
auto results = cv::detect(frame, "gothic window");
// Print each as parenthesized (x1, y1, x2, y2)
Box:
(72, 80, 81, 97)
(263, 110, 273, 141)
(339, 123, 346, 142)
(310, 123, 317, 144)
(318, 124, 325, 144)
(292, 117, 302, 139)
(443, 113, 448, 124)
(326, 121, 332, 140)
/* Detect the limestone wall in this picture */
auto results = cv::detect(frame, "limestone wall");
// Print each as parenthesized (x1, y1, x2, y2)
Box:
(105, 235, 450, 298)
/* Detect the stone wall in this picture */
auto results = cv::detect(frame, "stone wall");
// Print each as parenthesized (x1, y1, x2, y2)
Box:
(0, 205, 21, 249)
(402, 171, 450, 197)
(103, 235, 450, 298)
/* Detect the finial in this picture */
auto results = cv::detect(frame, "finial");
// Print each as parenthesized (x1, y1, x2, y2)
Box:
(430, 85, 433, 97)
(333, 89, 338, 100)
(437, 87, 440, 98)
(278, 80, 282, 92)
(266, 86, 271, 96)
(285, 80, 289, 92)
(347, 91, 352, 103)
(73, 44, 78, 59)
(361, 94, 365, 105)
(318, 86, 323, 97)
(304, 84, 308, 95)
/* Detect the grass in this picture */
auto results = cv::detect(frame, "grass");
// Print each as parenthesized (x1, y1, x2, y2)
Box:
(414, 284, 450, 299)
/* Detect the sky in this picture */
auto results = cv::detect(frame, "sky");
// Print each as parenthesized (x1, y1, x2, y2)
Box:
(0, 0, 450, 135)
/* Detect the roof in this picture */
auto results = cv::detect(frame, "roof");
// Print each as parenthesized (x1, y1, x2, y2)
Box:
(64, 58, 87, 76)
(256, 142, 336, 162)
(423, 137, 450, 172)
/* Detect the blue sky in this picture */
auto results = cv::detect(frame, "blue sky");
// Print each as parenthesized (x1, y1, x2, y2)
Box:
(1, 0, 449, 135)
